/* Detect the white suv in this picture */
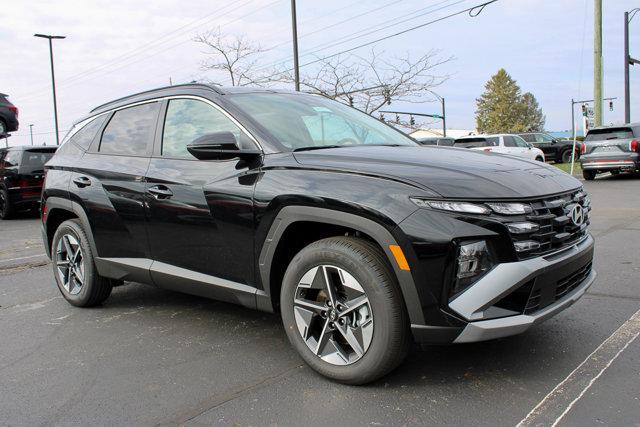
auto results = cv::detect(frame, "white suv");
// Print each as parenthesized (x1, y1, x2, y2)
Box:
(453, 134, 546, 162)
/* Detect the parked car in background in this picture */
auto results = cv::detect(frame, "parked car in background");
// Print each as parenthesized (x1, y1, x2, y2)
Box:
(454, 134, 546, 162)
(518, 132, 581, 164)
(415, 136, 455, 146)
(0, 146, 56, 219)
(0, 93, 19, 136)
(580, 123, 640, 180)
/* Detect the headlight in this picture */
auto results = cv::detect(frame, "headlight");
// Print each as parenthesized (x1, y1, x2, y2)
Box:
(452, 240, 494, 296)
(486, 202, 533, 215)
(411, 198, 490, 215)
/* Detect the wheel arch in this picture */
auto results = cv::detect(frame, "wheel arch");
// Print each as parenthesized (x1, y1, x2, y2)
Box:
(44, 197, 98, 259)
(257, 206, 425, 325)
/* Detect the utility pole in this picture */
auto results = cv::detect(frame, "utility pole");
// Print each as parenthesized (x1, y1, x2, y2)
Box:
(34, 33, 65, 145)
(29, 124, 34, 146)
(594, 0, 603, 127)
(624, 9, 640, 123)
(290, 0, 300, 91)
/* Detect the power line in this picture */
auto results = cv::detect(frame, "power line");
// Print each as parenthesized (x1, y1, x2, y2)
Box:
(261, 0, 497, 80)
(255, 0, 461, 73)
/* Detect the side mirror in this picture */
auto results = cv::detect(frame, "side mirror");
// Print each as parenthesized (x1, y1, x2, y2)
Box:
(186, 132, 261, 160)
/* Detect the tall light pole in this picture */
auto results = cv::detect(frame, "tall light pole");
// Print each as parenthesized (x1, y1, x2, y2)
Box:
(624, 9, 640, 123)
(34, 34, 65, 145)
(290, 0, 300, 91)
(594, 0, 603, 127)
(29, 124, 34, 146)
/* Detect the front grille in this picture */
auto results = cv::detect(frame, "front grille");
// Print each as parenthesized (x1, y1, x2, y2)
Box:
(509, 189, 591, 259)
(523, 262, 592, 314)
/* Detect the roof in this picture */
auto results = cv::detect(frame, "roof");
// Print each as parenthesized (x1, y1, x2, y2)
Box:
(89, 83, 301, 114)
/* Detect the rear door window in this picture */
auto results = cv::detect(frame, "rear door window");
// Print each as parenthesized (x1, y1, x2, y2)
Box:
(99, 102, 160, 156)
(585, 127, 634, 142)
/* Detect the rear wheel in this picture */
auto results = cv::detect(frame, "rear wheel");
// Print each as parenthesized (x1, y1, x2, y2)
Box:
(535, 156, 544, 162)
(561, 149, 575, 164)
(582, 170, 597, 181)
(280, 236, 410, 385)
(52, 219, 114, 307)
(0, 187, 12, 219)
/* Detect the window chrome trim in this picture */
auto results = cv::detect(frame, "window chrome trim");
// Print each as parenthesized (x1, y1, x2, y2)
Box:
(75, 95, 263, 153)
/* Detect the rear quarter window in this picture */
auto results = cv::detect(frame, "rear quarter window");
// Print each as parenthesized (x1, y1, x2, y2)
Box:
(67, 115, 108, 150)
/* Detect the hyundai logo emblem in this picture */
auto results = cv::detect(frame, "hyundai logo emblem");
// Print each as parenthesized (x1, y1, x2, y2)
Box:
(569, 204, 585, 226)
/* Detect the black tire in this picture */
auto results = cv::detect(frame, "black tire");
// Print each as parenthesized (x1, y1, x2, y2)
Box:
(560, 149, 574, 164)
(0, 119, 6, 136)
(535, 156, 545, 162)
(0, 186, 12, 220)
(280, 236, 410, 385)
(51, 219, 113, 307)
(583, 170, 596, 181)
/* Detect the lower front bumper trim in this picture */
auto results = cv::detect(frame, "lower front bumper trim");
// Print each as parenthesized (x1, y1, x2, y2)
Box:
(452, 269, 596, 343)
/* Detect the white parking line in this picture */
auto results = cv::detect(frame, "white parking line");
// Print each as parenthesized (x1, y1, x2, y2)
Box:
(517, 308, 640, 427)
(0, 253, 46, 263)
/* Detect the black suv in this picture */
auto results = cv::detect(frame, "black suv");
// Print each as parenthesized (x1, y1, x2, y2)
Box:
(518, 132, 581, 163)
(0, 93, 19, 135)
(0, 146, 56, 219)
(41, 84, 596, 384)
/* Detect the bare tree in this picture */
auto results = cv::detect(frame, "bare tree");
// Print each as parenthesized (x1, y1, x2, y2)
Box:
(276, 49, 453, 114)
(193, 28, 273, 86)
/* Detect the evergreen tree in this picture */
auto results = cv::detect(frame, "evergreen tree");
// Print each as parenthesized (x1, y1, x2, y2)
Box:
(475, 69, 545, 133)
(518, 92, 545, 132)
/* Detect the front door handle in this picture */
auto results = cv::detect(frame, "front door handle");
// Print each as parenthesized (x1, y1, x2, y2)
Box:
(148, 185, 173, 199)
(73, 176, 91, 188)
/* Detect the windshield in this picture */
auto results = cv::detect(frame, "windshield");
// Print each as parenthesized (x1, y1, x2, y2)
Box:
(229, 93, 417, 151)
(585, 127, 634, 142)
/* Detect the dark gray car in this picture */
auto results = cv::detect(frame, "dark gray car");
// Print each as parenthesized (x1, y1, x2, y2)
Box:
(580, 123, 640, 180)
(0, 93, 19, 136)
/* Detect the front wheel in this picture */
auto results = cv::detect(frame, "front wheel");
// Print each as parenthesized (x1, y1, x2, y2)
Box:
(51, 219, 114, 307)
(280, 237, 410, 385)
(535, 156, 545, 162)
(583, 170, 597, 181)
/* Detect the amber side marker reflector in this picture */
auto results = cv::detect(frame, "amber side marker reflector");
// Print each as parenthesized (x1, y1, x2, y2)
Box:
(389, 245, 410, 271)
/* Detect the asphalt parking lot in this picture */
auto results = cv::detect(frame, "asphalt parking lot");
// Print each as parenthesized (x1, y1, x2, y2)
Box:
(1, 174, 639, 426)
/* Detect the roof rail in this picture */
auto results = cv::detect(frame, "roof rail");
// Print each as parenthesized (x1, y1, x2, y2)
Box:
(89, 83, 222, 113)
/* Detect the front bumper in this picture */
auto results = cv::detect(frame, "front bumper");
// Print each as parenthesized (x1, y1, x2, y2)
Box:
(411, 234, 595, 344)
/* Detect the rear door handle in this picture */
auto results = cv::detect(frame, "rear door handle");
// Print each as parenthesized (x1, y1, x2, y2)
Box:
(73, 176, 91, 188)
(147, 185, 173, 199)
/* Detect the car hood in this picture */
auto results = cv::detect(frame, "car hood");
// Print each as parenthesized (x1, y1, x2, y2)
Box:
(293, 146, 582, 199)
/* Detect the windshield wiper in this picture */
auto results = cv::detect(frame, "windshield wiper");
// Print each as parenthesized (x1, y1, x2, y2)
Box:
(293, 145, 344, 152)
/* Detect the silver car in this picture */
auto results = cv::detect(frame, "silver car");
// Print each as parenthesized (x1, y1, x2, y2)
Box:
(580, 123, 640, 180)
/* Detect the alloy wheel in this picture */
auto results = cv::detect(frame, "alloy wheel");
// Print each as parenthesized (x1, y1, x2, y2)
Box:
(293, 265, 374, 366)
(55, 234, 85, 295)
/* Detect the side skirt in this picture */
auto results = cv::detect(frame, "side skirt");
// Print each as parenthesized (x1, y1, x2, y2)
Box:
(95, 257, 269, 311)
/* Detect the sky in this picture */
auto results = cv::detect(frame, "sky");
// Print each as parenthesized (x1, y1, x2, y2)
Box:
(2, 0, 639, 146)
